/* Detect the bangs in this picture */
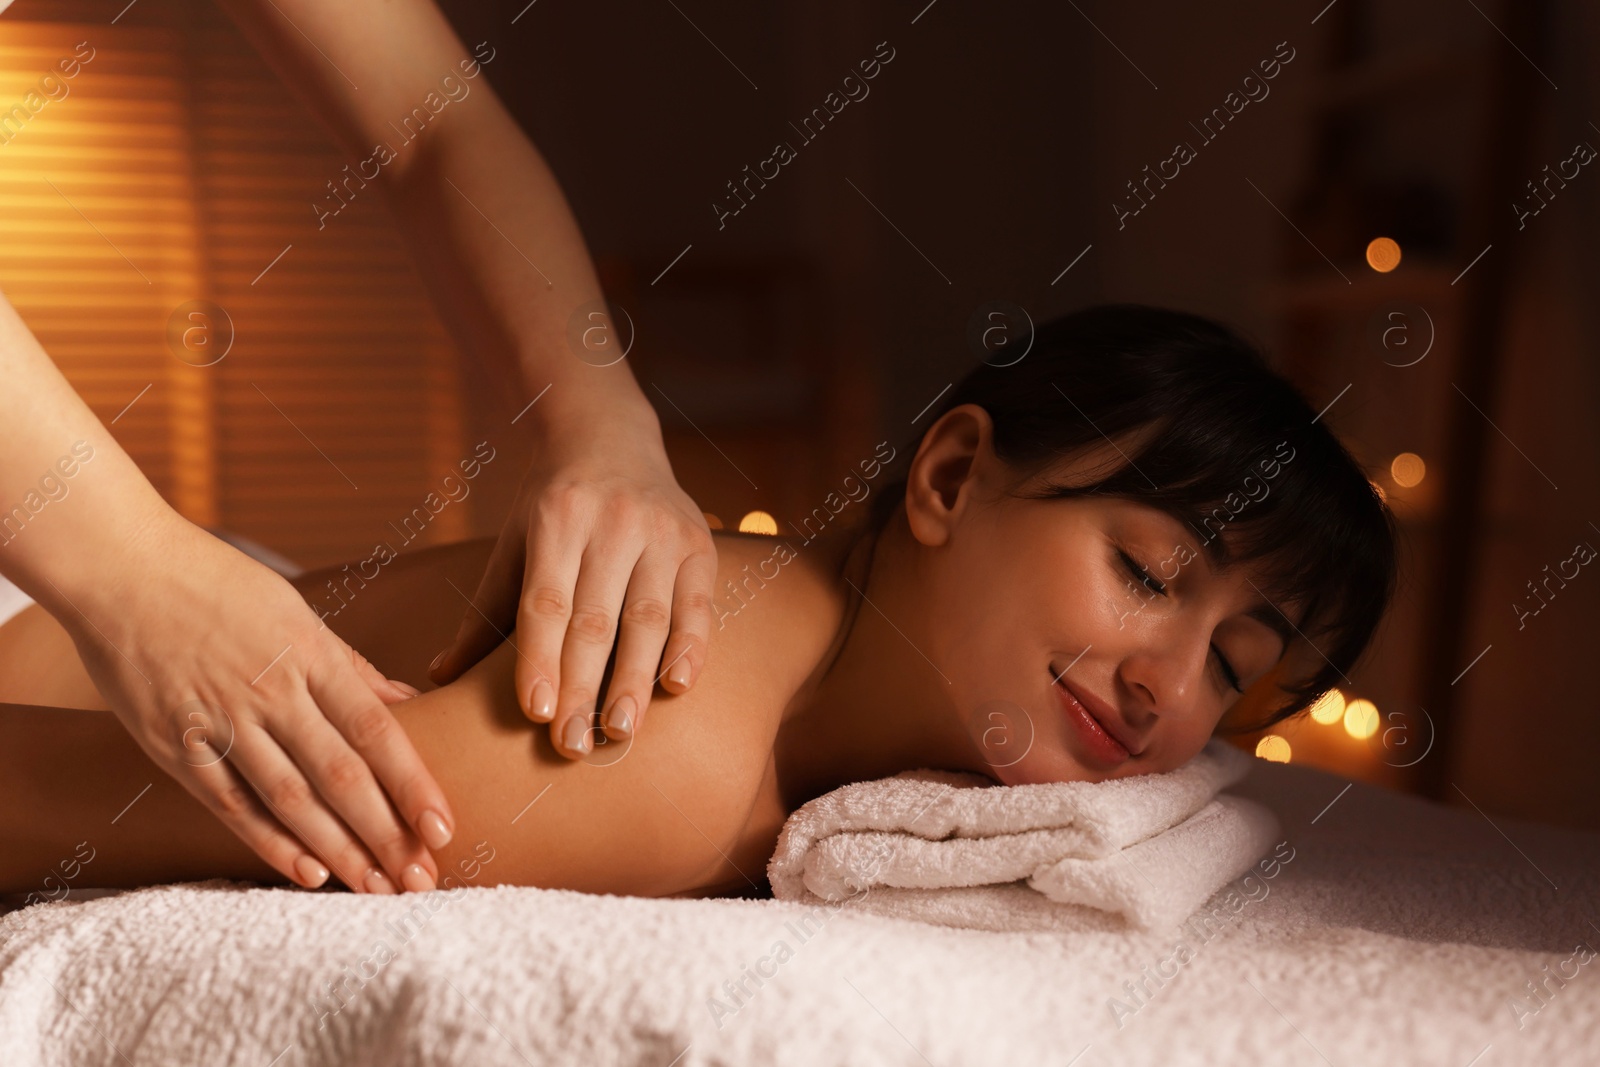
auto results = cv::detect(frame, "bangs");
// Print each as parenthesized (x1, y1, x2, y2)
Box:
(861, 302, 1401, 733)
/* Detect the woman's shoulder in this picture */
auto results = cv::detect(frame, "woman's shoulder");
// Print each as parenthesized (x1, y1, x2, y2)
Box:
(642, 529, 847, 890)
(702, 528, 845, 683)
(399, 529, 846, 898)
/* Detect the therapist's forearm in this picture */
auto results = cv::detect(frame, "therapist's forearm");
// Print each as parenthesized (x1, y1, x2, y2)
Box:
(213, 0, 656, 440)
(380, 102, 657, 437)
(0, 294, 174, 616)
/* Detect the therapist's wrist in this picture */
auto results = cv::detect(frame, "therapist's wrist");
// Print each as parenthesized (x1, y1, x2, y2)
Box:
(54, 483, 191, 619)
(521, 376, 663, 454)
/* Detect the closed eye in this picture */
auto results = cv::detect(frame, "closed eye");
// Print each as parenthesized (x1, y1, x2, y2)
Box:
(1212, 646, 1243, 692)
(1116, 547, 1166, 597)
(1116, 546, 1242, 692)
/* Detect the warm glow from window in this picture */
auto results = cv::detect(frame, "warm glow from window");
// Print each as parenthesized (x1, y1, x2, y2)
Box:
(1365, 237, 1402, 273)
(738, 510, 778, 535)
(1310, 689, 1346, 725)
(1255, 735, 1292, 762)
(1343, 698, 1379, 739)
(703, 512, 724, 530)
(1390, 452, 1426, 488)
(0, 20, 466, 563)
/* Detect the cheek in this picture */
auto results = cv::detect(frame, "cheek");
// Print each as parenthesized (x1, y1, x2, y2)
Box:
(933, 526, 1066, 664)
(929, 527, 1115, 782)
(919, 530, 1056, 754)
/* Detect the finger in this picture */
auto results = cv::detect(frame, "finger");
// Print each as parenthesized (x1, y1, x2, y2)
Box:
(217, 721, 413, 894)
(345, 641, 419, 703)
(175, 745, 360, 892)
(430, 515, 525, 685)
(274, 691, 440, 894)
(550, 530, 639, 759)
(659, 540, 718, 696)
(300, 650, 455, 884)
(511, 514, 585, 729)
(598, 548, 677, 740)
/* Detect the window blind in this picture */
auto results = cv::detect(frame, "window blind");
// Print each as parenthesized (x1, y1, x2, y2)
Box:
(0, 9, 470, 569)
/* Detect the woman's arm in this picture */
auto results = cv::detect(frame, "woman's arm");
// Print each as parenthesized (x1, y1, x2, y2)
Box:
(0, 537, 785, 900)
(215, 0, 719, 757)
(0, 640, 771, 899)
(0, 291, 450, 897)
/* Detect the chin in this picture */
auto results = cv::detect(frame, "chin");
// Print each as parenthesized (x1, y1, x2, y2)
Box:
(962, 690, 1131, 786)
(989, 756, 1114, 787)
(966, 743, 1108, 785)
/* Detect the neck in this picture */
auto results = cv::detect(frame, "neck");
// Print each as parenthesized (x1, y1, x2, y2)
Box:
(774, 513, 989, 811)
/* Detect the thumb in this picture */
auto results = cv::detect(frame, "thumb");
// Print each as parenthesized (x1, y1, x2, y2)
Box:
(343, 639, 419, 704)
(429, 534, 522, 685)
(428, 604, 505, 685)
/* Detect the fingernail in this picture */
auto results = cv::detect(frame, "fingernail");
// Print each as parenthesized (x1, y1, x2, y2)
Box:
(392, 679, 421, 698)
(364, 868, 397, 895)
(295, 855, 330, 888)
(605, 696, 634, 737)
(667, 654, 691, 690)
(562, 714, 591, 754)
(530, 678, 555, 722)
(400, 864, 436, 893)
(418, 809, 453, 850)
(429, 650, 447, 674)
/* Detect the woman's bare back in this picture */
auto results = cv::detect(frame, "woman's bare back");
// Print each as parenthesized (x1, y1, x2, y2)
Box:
(0, 530, 848, 899)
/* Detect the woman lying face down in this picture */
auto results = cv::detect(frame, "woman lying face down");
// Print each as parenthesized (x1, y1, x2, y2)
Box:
(0, 304, 1396, 902)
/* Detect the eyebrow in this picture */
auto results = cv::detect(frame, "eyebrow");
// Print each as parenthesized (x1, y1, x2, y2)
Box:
(1243, 601, 1294, 656)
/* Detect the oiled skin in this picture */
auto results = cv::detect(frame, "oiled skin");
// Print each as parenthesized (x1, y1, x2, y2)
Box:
(0, 532, 838, 899)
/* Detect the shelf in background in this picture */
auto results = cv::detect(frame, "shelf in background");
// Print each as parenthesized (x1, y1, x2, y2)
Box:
(1260, 261, 1463, 314)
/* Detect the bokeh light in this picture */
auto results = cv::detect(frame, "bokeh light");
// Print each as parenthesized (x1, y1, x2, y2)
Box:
(1310, 689, 1347, 725)
(1366, 237, 1402, 273)
(738, 510, 778, 535)
(703, 512, 724, 529)
(1255, 735, 1292, 762)
(1343, 698, 1380, 740)
(1390, 452, 1426, 488)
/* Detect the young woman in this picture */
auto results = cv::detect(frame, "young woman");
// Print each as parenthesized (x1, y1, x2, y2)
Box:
(0, 305, 1398, 904)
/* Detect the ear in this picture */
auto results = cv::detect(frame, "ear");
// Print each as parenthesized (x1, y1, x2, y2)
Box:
(903, 403, 995, 548)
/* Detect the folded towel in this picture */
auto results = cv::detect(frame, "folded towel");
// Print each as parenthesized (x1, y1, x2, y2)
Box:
(1028, 793, 1281, 929)
(767, 737, 1281, 932)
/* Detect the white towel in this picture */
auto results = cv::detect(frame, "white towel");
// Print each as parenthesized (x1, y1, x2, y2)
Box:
(6, 760, 1600, 1066)
(767, 737, 1281, 931)
(0, 573, 34, 630)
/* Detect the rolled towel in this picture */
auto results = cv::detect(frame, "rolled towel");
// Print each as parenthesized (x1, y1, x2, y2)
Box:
(767, 738, 1280, 932)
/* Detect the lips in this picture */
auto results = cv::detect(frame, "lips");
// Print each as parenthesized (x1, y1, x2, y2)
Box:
(1049, 666, 1143, 762)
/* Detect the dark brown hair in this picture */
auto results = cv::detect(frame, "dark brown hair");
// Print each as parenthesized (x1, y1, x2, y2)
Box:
(858, 302, 1399, 734)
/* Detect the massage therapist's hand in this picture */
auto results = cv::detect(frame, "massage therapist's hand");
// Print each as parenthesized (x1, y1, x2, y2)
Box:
(63, 507, 456, 895)
(429, 405, 717, 758)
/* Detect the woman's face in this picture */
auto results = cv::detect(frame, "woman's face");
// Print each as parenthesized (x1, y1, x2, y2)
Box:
(903, 407, 1294, 785)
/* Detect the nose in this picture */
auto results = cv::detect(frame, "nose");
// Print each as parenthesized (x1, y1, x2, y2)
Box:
(1119, 624, 1211, 725)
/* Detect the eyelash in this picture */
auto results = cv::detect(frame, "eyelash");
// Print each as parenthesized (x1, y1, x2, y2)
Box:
(1116, 547, 1243, 692)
